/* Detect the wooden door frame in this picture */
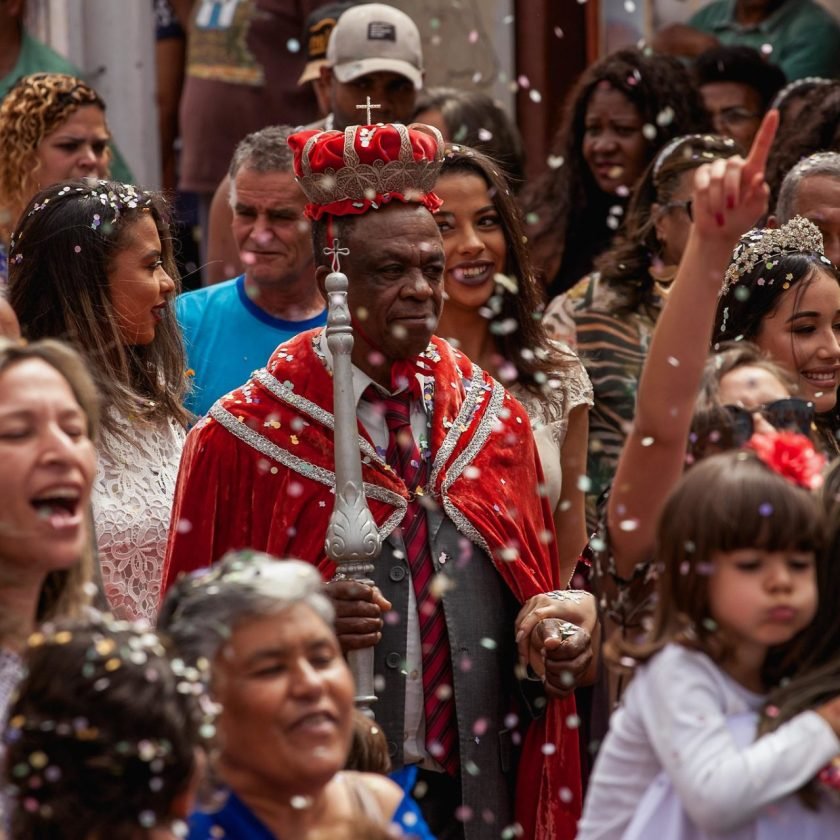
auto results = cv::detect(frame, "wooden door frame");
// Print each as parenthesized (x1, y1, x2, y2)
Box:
(514, 0, 600, 181)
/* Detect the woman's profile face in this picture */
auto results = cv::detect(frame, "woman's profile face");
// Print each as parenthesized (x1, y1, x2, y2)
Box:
(433, 171, 506, 314)
(213, 603, 355, 795)
(0, 359, 95, 574)
(35, 105, 111, 189)
(755, 267, 840, 413)
(581, 83, 647, 194)
(653, 169, 697, 266)
(108, 214, 175, 346)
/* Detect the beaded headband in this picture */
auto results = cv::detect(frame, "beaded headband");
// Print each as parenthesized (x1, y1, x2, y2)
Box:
(24, 181, 152, 221)
(721, 216, 829, 293)
(10, 181, 155, 261)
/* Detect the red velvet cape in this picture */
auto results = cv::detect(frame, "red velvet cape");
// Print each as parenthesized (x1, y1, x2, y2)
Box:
(163, 330, 581, 838)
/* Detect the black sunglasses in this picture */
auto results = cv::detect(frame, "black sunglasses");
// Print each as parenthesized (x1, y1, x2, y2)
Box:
(724, 398, 815, 445)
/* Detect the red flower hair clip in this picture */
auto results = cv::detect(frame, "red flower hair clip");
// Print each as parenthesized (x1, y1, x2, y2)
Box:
(746, 431, 825, 490)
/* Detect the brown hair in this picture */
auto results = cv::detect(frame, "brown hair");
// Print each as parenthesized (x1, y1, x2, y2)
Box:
(437, 143, 576, 391)
(8, 180, 190, 439)
(595, 134, 740, 317)
(413, 87, 526, 189)
(766, 80, 840, 206)
(0, 73, 109, 237)
(345, 708, 391, 775)
(609, 451, 824, 676)
(757, 457, 840, 804)
(0, 337, 98, 641)
(5, 616, 204, 839)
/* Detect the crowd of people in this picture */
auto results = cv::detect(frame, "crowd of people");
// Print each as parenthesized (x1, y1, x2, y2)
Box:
(2, 0, 840, 838)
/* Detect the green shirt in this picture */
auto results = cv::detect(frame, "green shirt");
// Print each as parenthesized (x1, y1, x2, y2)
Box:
(1, 30, 134, 183)
(690, 0, 840, 81)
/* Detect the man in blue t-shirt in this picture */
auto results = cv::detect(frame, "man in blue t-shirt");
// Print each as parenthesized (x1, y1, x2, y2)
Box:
(177, 125, 326, 416)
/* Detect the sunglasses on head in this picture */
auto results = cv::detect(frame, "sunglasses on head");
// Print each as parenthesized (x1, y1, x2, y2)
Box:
(724, 398, 815, 445)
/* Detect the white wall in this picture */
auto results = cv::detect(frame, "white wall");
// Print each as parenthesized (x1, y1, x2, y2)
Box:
(387, 0, 515, 115)
(26, 0, 160, 189)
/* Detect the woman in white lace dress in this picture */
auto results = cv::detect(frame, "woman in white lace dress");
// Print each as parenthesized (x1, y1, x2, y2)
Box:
(7, 181, 190, 621)
(433, 145, 593, 586)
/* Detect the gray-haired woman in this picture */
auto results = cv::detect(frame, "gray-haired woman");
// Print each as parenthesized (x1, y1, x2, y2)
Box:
(159, 551, 435, 840)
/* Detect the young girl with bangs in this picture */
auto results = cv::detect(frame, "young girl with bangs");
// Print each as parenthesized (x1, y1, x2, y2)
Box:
(578, 450, 840, 839)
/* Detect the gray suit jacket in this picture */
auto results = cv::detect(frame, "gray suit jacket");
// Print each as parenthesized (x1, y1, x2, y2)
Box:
(373, 505, 542, 840)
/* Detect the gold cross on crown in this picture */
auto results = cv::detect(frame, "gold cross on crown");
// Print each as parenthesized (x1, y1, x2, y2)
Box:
(356, 96, 381, 124)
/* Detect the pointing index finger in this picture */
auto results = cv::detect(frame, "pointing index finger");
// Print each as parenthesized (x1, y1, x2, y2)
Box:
(743, 109, 778, 181)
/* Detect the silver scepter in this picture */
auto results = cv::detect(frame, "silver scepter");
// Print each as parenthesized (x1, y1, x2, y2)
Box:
(323, 241, 382, 716)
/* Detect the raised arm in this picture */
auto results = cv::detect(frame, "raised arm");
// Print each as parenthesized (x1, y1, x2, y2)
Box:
(607, 111, 778, 577)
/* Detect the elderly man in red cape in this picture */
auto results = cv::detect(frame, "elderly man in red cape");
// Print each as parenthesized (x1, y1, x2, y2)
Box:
(162, 121, 593, 840)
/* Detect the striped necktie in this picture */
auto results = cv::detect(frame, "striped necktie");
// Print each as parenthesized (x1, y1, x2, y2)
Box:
(364, 385, 459, 775)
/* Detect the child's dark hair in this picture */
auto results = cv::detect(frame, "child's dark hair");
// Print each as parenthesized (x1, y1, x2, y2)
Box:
(609, 451, 824, 673)
(4, 615, 209, 839)
(345, 708, 391, 775)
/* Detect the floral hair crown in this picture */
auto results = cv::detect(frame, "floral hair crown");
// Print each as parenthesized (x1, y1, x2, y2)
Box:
(746, 431, 825, 490)
(721, 216, 828, 294)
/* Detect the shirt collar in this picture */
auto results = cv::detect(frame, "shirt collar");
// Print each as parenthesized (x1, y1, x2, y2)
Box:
(317, 329, 412, 409)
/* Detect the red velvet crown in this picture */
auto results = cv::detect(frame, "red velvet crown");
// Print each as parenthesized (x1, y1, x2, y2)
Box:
(287, 123, 444, 220)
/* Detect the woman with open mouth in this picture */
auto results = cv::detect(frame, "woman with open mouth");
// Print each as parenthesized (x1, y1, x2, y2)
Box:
(7, 180, 190, 621)
(520, 48, 710, 300)
(0, 338, 99, 820)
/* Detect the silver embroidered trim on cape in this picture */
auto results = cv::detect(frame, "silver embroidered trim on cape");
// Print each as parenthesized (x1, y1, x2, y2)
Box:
(442, 378, 506, 493)
(430, 362, 483, 489)
(209, 404, 407, 539)
(253, 368, 384, 467)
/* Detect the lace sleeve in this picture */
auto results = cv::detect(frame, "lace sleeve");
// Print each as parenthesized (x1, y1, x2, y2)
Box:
(548, 340, 593, 415)
(92, 413, 185, 622)
(510, 345, 592, 454)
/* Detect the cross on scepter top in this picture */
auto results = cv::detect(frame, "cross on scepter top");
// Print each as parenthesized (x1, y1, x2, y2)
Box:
(356, 96, 381, 124)
(323, 238, 350, 272)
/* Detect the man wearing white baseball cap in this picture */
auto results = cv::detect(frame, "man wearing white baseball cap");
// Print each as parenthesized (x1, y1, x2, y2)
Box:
(319, 2, 423, 129)
(204, 3, 423, 284)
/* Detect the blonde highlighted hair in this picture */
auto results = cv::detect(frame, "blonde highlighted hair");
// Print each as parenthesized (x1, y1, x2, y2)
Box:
(0, 338, 99, 641)
(0, 73, 109, 236)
